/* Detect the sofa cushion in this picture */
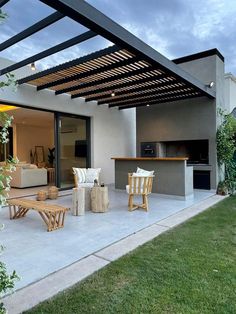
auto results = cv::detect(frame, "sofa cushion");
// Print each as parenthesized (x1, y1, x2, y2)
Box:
(76, 182, 94, 188)
(15, 163, 31, 169)
(29, 164, 38, 169)
(73, 167, 86, 183)
(86, 168, 101, 183)
(136, 167, 154, 176)
(10, 167, 47, 188)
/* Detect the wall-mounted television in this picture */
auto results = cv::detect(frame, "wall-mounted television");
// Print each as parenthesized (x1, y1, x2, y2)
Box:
(75, 140, 87, 158)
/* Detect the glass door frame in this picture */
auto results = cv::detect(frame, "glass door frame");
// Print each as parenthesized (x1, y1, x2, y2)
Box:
(54, 112, 91, 189)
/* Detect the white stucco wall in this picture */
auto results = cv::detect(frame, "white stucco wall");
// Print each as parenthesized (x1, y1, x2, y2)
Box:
(224, 73, 236, 113)
(0, 57, 136, 184)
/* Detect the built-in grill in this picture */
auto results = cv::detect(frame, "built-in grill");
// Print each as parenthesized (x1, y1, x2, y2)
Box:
(141, 140, 210, 189)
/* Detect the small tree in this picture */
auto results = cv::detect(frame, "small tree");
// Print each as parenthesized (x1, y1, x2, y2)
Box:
(216, 109, 236, 194)
(0, 8, 19, 314)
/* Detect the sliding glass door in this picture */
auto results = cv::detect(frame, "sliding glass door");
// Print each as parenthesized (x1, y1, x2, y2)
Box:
(56, 114, 90, 189)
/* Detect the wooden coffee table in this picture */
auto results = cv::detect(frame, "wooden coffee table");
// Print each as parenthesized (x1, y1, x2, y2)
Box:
(8, 199, 69, 232)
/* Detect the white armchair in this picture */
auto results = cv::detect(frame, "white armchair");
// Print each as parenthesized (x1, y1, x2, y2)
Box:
(72, 167, 101, 211)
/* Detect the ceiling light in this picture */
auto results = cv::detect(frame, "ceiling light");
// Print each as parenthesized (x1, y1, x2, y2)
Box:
(30, 62, 36, 71)
(0, 105, 19, 112)
(208, 81, 214, 88)
(111, 91, 115, 97)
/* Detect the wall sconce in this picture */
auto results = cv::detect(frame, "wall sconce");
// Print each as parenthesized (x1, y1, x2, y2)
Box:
(208, 81, 214, 88)
(30, 62, 36, 71)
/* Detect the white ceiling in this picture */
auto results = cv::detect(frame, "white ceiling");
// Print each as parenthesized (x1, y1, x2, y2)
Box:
(0, 105, 54, 128)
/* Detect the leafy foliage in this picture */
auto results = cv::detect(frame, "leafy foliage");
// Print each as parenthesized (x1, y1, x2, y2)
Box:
(216, 109, 236, 193)
(0, 10, 19, 314)
(0, 73, 17, 91)
(0, 247, 19, 314)
(0, 9, 7, 23)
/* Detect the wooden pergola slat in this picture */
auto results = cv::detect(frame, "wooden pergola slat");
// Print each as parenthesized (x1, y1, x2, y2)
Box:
(118, 94, 203, 110)
(85, 77, 178, 102)
(39, 55, 140, 91)
(107, 88, 198, 107)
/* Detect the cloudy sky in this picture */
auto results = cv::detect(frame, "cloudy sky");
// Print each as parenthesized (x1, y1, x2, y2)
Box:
(1, 0, 236, 74)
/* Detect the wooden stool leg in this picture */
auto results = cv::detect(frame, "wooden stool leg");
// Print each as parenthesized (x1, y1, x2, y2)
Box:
(61, 212, 66, 227)
(144, 195, 149, 212)
(142, 195, 145, 208)
(128, 195, 131, 207)
(48, 213, 53, 232)
(9, 205, 12, 219)
(129, 195, 134, 211)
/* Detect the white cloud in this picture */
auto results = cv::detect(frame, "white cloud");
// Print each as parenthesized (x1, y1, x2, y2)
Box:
(192, 0, 236, 39)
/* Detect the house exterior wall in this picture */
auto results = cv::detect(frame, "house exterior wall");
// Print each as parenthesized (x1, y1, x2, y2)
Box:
(136, 53, 225, 190)
(224, 73, 236, 113)
(0, 58, 136, 184)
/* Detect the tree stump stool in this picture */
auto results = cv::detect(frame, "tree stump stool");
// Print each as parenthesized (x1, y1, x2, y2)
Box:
(72, 187, 85, 216)
(91, 186, 109, 213)
(37, 190, 47, 201)
(48, 186, 58, 199)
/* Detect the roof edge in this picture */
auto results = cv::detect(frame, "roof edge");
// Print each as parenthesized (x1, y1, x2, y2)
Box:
(41, 0, 215, 99)
(173, 48, 224, 64)
(225, 72, 236, 83)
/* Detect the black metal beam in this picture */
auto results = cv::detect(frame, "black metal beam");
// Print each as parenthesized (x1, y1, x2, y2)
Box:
(71, 66, 154, 99)
(0, 0, 9, 8)
(40, 0, 215, 99)
(118, 94, 204, 110)
(0, 30, 97, 76)
(0, 11, 64, 52)
(67, 73, 168, 98)
(109, 90, 201, 108)
(18, 45, 119, 85)
(85, 78, 178, 102)
(41, 55, 140, 92)
(100, 86, 194, 105)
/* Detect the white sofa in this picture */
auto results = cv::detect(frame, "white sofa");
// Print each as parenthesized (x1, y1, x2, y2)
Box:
(10, 166, 47, 188)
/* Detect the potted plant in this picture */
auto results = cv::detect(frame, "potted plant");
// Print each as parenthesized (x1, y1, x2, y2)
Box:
(47, 147, 55, 167)
(216, 181, 228, 195)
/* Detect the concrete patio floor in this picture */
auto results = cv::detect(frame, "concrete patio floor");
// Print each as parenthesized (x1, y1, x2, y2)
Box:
(0, 186, 216, 294)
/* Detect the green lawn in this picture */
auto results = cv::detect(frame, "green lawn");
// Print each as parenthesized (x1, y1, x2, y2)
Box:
(26, 197, 236, 314)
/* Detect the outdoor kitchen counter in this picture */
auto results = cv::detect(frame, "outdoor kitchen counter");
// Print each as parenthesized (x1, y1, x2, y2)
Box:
(111, 157, 193, 199)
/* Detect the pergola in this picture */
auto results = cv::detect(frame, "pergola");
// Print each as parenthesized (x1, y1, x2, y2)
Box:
(0, 0, 215, 110)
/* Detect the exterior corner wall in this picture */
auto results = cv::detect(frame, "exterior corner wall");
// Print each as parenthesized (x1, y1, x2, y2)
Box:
(136, 54, 225, 190)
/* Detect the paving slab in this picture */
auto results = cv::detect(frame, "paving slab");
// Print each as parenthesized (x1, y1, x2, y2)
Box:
(2, 255, 109, 314)
(95, 224, 169, 261)
(157, 194, 227, 228)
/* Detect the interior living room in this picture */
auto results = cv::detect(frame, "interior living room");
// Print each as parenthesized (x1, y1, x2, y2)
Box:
(0, 103, 92, 196)
(0, 104, 55, 196)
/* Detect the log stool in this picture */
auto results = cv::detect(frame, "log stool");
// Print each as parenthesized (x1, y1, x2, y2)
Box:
(37, 190, 47, 201)
(91, 186, 109, 213)
(48, 186, 59, 199)
(72, 187, 85, 216)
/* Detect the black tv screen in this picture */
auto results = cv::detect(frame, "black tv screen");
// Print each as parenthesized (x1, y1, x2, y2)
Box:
(75, 140, 87, 157)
